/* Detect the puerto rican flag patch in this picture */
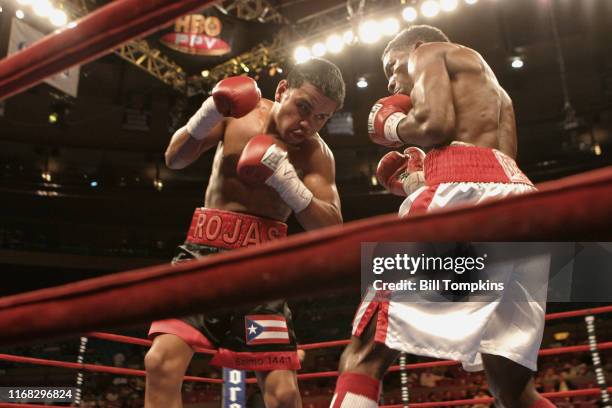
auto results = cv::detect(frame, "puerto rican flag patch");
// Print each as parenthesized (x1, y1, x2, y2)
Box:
(245, 315, 290, 345)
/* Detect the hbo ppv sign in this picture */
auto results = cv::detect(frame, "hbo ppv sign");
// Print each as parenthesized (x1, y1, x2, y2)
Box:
(223, 369, 246, 408)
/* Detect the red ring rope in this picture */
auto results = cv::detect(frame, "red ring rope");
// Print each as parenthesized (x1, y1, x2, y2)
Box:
(0, 0, 216, 100)
(0, 167, 609, 346)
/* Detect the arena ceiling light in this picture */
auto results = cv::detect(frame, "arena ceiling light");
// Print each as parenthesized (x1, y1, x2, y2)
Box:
(32, 0, 52, 17)
(511, 56, 524, 69)
(16, 0, 32, 5)
(311, 42, 327, 57)
(356, 76, 368, 88)
(421, 0, 441, 18)
(381, 17, 400, 36)
(358, 20, 382, 44)
(49, 8, 67, 27)
(440, 0, 459, 12)
(294, 45, 311, 63)
(402, 6, 418, 22)
(465, 0, 478, 5)
(326, 34, 344, 54)
(15, 9, 25, 19)
(343, 30, 355, 45)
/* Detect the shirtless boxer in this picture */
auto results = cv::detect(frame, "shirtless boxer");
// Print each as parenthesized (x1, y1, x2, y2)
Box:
(144, 57, 345, 408)
(330, 26, 554, 408)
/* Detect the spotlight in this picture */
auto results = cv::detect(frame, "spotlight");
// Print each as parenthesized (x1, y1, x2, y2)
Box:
(32, 0, 52, 17)
(326, 34, 344, 54)
(593, 144, 602, 156)
(356, 76, 368, 88)
(381, 17, 400, 36)
(343, 30, 355, 45)
(440, 0, 458, 12)
(201, 70, 210, 78)
(90, 180, 98, 188)
(41, 171, 52, 182)
(294, 46, 311, 63)
(312, 42, 327, 57)
(511, 56, 524, 69)
(276, 67, 283, 74)
(358, 20, 382, 44)
(17, 0, 31, 5)
(49, 9, 67, 26)
(465, 0, 478, 4)
(240, 62, 249, 72)
(153, 179, 163, 191)
(421, 0, 441, 18)
(16, 9, 25, 19)
(402, 6, 418, 22)
(49, 101, 68, 126)
(67, 21, 77, 29)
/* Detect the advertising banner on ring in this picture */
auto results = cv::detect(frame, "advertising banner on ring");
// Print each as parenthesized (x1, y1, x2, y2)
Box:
(7, 18, 80, 97)
(223, 368, 246, 408)
(152, 8, 283, 75)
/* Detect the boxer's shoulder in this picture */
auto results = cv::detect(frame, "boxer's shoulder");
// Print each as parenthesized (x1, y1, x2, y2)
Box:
(288, 134, 334, 175)
(412, 43, 482, 74)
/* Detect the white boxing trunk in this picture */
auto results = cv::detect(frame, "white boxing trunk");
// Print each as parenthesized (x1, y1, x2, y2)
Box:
(354, 143, 548, 371)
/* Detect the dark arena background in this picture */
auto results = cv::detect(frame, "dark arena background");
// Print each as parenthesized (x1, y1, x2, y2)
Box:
(0, 0, 611, 407)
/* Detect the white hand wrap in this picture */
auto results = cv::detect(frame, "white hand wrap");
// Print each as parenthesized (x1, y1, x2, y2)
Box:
(264, 154, 314, 214)
(186, 97, 223, 141)
(401, 171, 426, 195)
(383, 112, 405, 145)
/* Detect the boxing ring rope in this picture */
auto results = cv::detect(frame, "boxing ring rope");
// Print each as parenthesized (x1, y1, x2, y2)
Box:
(77, 304, 612, 353)
(0, 341, 610, 383)
(0, 167, 610, 347)
(0, 338, 610, 406)
(0, 0, 216, 100)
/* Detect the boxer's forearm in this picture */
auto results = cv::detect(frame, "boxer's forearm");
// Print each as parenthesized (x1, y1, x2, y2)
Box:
(165, 127, 202, 169)
(295, 198, 342, 230)
(397, 111, 450, 147)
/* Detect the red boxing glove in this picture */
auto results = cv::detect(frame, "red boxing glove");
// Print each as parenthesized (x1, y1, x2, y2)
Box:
(376, 146, 426, 196)
(236, 134, 285, 183)
(237, 135, 314, 213)
(212, 76, 261, 118)
(368, 94, 412, 148)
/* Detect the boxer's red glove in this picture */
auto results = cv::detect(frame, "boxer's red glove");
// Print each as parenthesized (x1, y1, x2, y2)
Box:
(376, 147, 426, 196)
(186, 76, 261, 140)
(367, 94, 412, 148)
(237, 134, 313, 213)
(212, 76, 261, 118)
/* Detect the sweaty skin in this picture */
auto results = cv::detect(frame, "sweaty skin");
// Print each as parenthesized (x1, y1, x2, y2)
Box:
(165, 80, 342, 231)
(384, 42, 517, 158)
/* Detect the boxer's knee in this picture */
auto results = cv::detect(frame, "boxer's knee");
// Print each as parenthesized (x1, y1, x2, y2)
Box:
(145, 335, 193, 386)
(260, 370, 302, 408)
(264, 382, 301, 408)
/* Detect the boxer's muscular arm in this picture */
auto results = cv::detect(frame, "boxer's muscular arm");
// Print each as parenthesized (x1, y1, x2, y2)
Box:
(499, 89, 518, 159)
(397, 48, 455, 147)
(295, 142, 342, 230)
(165, 122, 225, 169)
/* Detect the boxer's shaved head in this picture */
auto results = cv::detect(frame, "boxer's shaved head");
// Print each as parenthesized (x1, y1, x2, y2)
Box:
(382, 25, 450, 61)
(288, 57, 345, 110)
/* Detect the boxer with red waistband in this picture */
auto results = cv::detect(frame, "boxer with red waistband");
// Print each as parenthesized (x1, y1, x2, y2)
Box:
(145, 58, 345, 408)
(330, 26, 555, 408)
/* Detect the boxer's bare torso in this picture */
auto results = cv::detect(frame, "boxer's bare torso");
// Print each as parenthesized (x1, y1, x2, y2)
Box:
(385, 42, 517, 158)
(205, 99, 332, 221)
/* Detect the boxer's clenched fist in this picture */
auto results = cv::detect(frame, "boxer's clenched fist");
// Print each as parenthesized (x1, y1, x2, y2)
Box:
(237, 134, 313, 213)
(367, 94, 412, 148)
(376, 146, 426, 196)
